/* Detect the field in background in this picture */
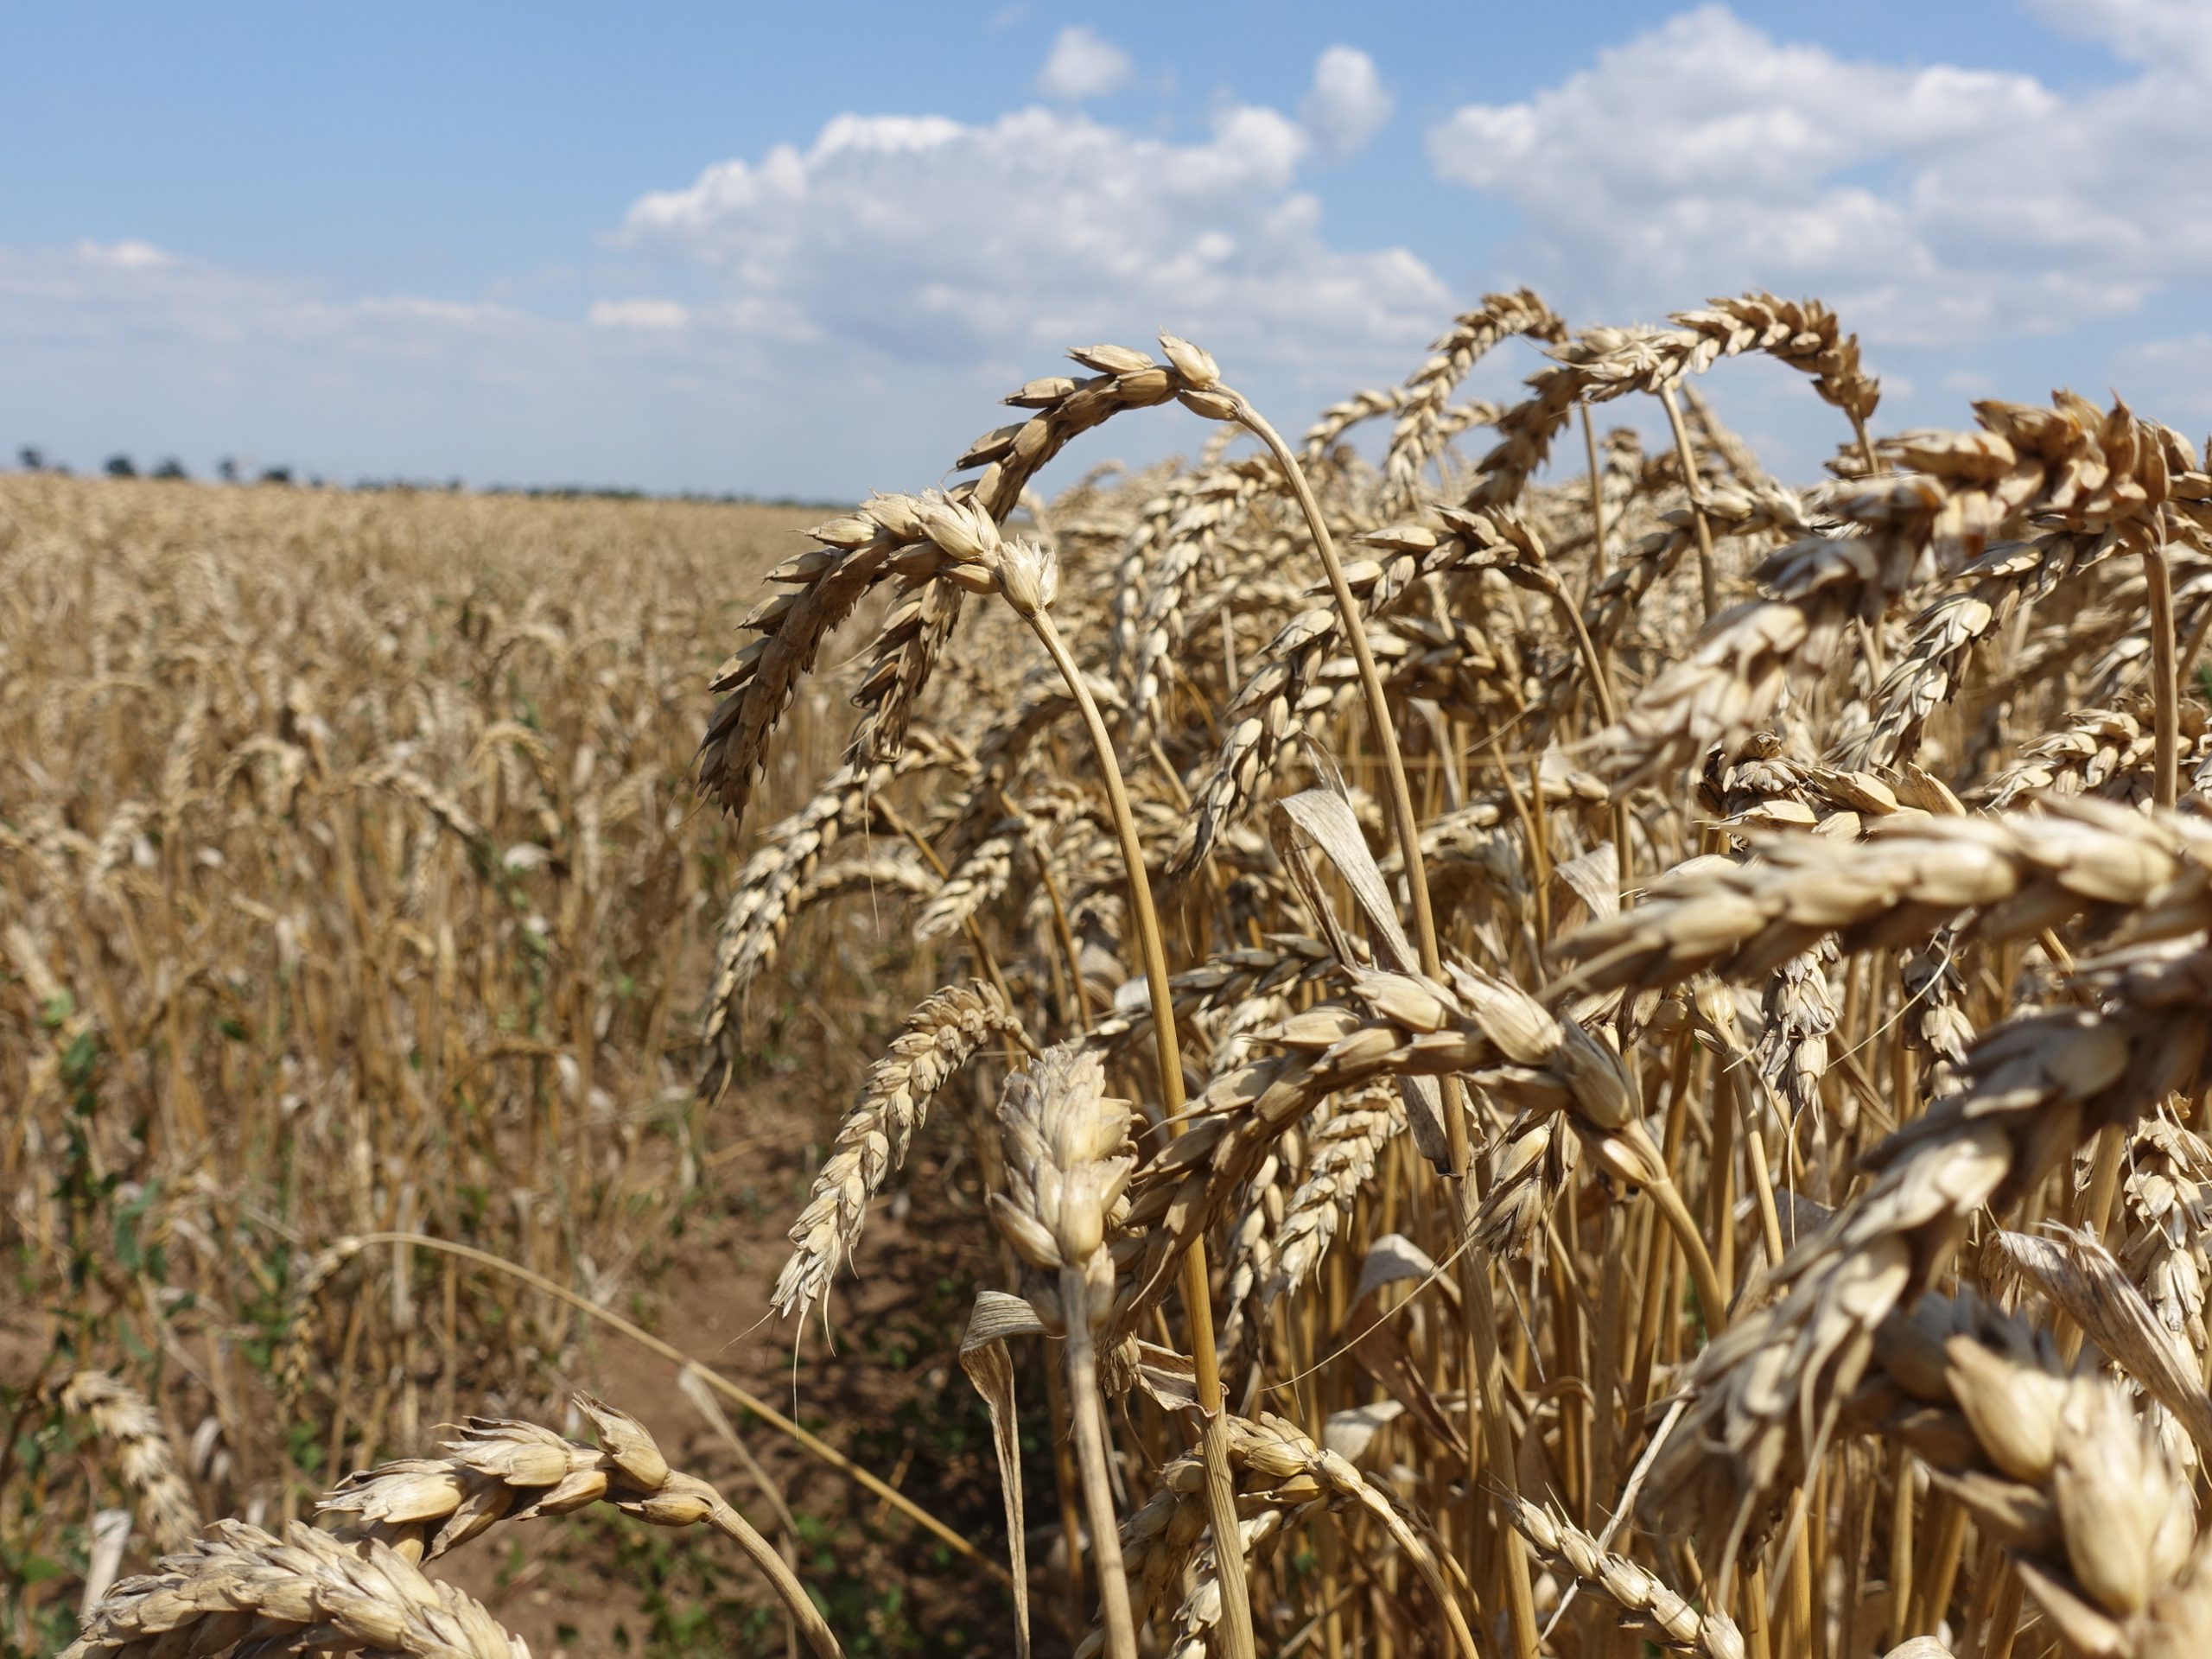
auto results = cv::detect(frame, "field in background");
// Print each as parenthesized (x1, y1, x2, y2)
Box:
(0, 477, 1025, 1656)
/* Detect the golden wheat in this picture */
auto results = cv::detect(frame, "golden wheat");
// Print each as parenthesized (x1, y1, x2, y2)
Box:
(30, 275, 2212, 1659)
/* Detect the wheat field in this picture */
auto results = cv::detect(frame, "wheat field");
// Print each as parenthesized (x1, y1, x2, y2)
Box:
(13, 291, 2212, 1659)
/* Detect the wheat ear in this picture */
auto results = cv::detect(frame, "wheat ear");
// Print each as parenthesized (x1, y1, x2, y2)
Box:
(702, 338, 1204, 827)
(320, 1395, 841, 1659)
(773, 982, 1028, 1320)
(1649, 938, 2212, 1567)
(55, 1372, 201, 1554)
(1859, 1292, 2197, 1656)
(990, 1045, 1141, 1659)
(1586, 395, 2171, 785)
(64, 1520, 526, 1659)
(1263, 1080, 1405, 1305)
(1382, 287, 1565, 505)
(1505, 1496, 1746, 1659)
(1095, 1412, 1478, 1659)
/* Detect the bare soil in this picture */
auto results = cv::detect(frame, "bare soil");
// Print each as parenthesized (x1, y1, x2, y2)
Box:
(429, 1060, 1059, 1659)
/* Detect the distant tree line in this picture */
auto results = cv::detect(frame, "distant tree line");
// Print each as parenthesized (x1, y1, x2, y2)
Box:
(12, 444, 839, 509)
(16, 446, 302, 486)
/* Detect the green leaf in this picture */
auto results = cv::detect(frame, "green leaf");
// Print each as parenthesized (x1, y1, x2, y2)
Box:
(60, 1030, 100, 1086)
(11, 1553, 65, 1586)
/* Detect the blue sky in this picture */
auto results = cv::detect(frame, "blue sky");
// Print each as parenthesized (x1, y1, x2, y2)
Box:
(5, 1, 2209, 496)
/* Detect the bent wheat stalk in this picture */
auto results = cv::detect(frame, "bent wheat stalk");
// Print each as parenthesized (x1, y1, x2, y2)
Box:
(320, 1395, 841, 1659)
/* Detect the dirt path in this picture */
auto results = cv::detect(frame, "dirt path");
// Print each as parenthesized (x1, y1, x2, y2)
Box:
(437, 1084, 1050, 1658)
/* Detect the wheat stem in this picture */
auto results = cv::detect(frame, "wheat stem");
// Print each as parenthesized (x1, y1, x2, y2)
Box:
(2145, 525, 2180, 809)
(1659, 385, 1719, 621)
(1220, 385, 1542, 1659)
(1024, 607, 1255, 1659)
(1062, 1266, 1139, 1659)
(702, 1497, 844, 1659)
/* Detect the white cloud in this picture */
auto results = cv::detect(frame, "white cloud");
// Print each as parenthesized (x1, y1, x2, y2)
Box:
(0, 241, 774, 490)
(1426, 3, 2212, 349)
(79, 238, 173, 270)
(2028, 0, 2212, 77)
(588, 297, 690, 330)
(1301, 46, 1392, 159)
(1035, 24, 1131, 101)
(2113, 331, 2212, 421)
(601, 92, 1459, 492)
(620, 100, 1441, 393)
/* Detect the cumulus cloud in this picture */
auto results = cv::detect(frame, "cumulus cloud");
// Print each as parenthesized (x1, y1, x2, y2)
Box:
(1301, 46, 1392, 158)
(620, 100, 1442, 390)
(1426, 3, 2212, 347)
(1035, 24, 1132, 101)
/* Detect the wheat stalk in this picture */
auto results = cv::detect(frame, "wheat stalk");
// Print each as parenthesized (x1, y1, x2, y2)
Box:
(988, 1044, 1141, 1659)
(315, 1395, 841, 1656)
